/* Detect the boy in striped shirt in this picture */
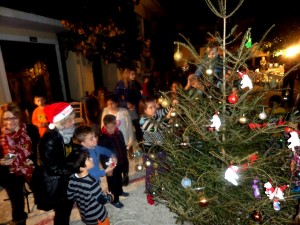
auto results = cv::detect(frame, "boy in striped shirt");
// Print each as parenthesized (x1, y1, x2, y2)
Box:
(67, 149, 114, 225)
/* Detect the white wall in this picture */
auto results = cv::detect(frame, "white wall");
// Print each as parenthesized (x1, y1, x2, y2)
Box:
(65, 52, 95, 101)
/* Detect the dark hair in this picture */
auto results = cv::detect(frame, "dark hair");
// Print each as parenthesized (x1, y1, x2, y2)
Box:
(207, 41, 219, 49)
(103, 114, 116, 126)
(70, 149, 90, 173)
(139, 96, 156, 115)
(74, 126, 95, 143)
(105, 94, 119, 104)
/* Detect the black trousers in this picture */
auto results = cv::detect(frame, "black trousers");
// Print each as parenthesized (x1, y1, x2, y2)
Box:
(0, 170, 27, 222)
(53, 198, 74, 225)
(106, 163, 123, 203)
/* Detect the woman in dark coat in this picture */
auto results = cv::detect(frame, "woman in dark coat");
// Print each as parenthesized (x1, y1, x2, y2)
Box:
(31, 102, 76, 225)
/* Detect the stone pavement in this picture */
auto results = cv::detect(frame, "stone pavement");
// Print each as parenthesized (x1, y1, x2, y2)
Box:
(0, 157, 191, 225)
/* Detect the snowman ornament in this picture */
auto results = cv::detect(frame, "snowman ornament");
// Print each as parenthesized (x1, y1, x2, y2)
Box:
(210, 112, 221, 131)
(238, 70, 253, 90)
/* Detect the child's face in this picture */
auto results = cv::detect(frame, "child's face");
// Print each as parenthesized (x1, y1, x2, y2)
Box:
(105, 122, 117, 134)
(107, 100, 118, 111)
(81, 132, 98, 149)
(34, 97, 45, 107)
(144, 101, 157, 117)
(127, 102, 135, 110)
(129, 71, 136, 80)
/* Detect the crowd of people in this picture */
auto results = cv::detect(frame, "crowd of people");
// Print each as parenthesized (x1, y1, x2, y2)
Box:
(1, 40, 294, 225)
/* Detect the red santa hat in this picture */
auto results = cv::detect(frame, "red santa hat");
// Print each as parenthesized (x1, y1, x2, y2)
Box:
(44, 102, 73, 129)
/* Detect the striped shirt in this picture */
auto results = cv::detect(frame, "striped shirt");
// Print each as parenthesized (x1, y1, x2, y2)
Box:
(67, 174, 113, 225)
(139, 107, 170, 146)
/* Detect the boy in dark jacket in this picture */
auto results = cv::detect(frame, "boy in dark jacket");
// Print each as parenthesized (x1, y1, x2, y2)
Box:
(98, 114, 129, 209)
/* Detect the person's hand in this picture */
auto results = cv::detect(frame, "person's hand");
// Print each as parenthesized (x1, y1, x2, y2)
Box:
(105, 164, 115, 176)
(0, 157, 13, 166)
(108, 192, 114, 202)
(166, 108, 175, 119)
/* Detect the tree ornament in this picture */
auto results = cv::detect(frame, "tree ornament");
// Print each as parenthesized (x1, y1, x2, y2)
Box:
(206, 68, 213, 75)
(224, 164, 239, 186)
(181, 177, 192, 188)
(153, 162, 159, 169)
(295, 170, 300, 179)
(273, 198, 281, 211)
(199, 197, 209, 207)
(227, 93, 238, 104)
(252, 211, 262, 222)
(174, 43, 183, 62)
(135, 149, 143, 158)
(145, 159, 152, 168)
(237, 70, 253, 89)
(288, 131, 300, 152)
(252, 179, 261, 200)
(239, 114, 248, 124)
(209, 112, 221, 131)
(259, 108, 267, 120)
(245, 32, 252, 48)
(149, 153, 156, 160)
(135, 163, 143, 172)
(161, 99, 170, 108)
(158, 96, 164, 104)
(170, 111, 176, 117)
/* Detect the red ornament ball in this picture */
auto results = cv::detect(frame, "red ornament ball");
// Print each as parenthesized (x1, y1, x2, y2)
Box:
(227, 93, 238, 104)
(252, 211, 262, 222)
(199, 197, 209, 207)
(285, 127, 294, 133)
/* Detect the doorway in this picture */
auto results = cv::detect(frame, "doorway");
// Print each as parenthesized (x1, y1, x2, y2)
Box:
(0, 40, 64, 112)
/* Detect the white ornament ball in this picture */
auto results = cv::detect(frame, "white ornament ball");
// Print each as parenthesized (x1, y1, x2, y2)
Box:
(259, 112, 267, 120)
(181, 177, 192, 188)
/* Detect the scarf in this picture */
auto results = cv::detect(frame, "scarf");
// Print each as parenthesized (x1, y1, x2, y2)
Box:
(59, 125, 75, 144)
(0, 123, 34, 181)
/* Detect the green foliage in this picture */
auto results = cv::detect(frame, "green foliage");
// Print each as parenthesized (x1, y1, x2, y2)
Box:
(147, 1, 300, 224)
(58, 0, 141, 68)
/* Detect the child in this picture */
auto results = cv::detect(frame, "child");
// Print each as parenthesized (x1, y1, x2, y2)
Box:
(139, 96, 173, 204)
(127, 99, 143, 143)
(31, 95, 49, 137)
(73, 126, 116, 183)
(99, 114, 130, 209)
(67, 149, 114, 225)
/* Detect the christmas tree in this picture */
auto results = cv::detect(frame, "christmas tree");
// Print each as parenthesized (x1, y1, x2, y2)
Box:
(144, 1, 300, 224)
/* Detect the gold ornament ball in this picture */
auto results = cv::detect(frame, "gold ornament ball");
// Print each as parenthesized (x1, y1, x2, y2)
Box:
(170, 111, 176, 117)
(199, 197, 209, 207)
(153, 162, 159, 169)
(239, 115, 248, 124)
(149, 153, 156, 160)
(135, 164, 143, 172)
(161, 99, 170, 108)
(173, 51, 183, 62)
(158, 96, 164, 104)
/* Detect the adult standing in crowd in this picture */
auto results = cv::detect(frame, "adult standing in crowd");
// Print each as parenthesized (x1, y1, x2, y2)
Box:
(114, 64, 142, 113)
(0, 102, 39, 225)
(31, 102, 76, 225)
